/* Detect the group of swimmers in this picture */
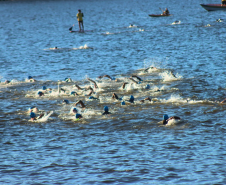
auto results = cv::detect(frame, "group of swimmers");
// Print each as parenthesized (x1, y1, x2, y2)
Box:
(27, 69, 184, 125)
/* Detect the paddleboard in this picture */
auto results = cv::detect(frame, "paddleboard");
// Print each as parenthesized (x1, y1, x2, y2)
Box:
(70, 30, 93, 33)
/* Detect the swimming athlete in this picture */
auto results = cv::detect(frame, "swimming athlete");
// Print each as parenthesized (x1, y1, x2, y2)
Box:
(74, 100, 86, 108)
(112, 93, 123, 100)
(38, 91, 44, 97)
(129, 75, 142, 84)
(62, 100, 70, 104)
(27, 76, 35, 82)
(140, 97, 152, 103)
(98, 75, 116, 81)
(162, 114, 180, 125)
(75, 113, 83, 120)
(4, 80, 11, 84)
(76, 9, 84, 32)
(65, 77, 72, 82)
(87, 78, 98, 89)
(143, 66, 157, 73)
(73, 84, 84, 90)
(30, 111, 44, 121)
(86, 86, 94, 96)
(102, 106, 111, 115)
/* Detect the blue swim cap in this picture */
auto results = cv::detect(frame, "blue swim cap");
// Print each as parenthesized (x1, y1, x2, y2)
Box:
(138, 81, 142, 84)
(38, 91, 43, 96)
(42, 86, 47, 90)
(75, 113, 82, 119)
(112, 77, 116, 80)
(121, 101, 125, 105)
(71, 91, 76, 95)
(89, 96, 94, 99)
(63, 99, 69, 104)
(28, 76, 32, 79)
(30, 112, 36, 118)
(145, 84, 150, 89)
(129, 95, 134, 103)
(30, 106, 35, 110)
(163, 114, 169, 120)
(73, 108, 78, 113)
(104, 106, 109, 112)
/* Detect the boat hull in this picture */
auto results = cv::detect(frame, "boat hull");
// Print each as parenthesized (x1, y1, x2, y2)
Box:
(200, 4, 226, 11)
(149, 14, 171, 17)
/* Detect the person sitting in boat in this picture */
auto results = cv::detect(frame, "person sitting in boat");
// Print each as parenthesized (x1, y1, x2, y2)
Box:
(222, 0, 226, 5)
(163, 8, 169, 15)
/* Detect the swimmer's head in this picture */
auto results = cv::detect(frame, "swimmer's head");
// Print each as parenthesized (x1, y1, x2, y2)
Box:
(71, 91, 76, 95)
(28, 76, 33, 79)
(104, 106, 109, 112)
(129, 95, 134, 103)
(75, 113, 82, 119)
(30, 112, 36, 118)
(163, 114, 169, 120)
(37, 91, 44, 96)
(145, 84, 150, 89)
(111, 77, 116, 80)
(121, 101, 125, 105)
(63, 99, 69, 104)
(42, 86, 47, 90)
(89, 96, 94, 99)
(73, 108, 78, 113)
(55, 47, 57, 49)
(29, 106, 38, 112)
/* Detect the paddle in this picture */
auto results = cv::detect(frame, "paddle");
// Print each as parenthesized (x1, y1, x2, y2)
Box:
(69, 24, 75, 31)
(159, 7, 164, 13)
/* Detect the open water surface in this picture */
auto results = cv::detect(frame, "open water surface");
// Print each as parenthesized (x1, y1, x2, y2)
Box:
(1, 0, 226, 184)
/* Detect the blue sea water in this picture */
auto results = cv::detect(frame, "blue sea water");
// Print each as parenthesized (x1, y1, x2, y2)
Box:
(1, 0, 226, 184)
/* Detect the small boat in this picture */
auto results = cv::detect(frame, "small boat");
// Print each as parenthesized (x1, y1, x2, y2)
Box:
(149, 14, 172, 17)
(200, 4, 226, 11)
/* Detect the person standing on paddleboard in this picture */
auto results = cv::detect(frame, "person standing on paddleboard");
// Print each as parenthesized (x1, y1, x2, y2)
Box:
(76, 9, 84, 32)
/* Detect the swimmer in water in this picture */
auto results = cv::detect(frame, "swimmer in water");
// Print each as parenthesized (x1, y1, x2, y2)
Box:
(28, 76, 35, 82)
(122, 82, 129, 89)
(75, 113, 83, 120)
(28, 106, 39, 113)
(112, 93, 123, 100)
(87, 78, 98, 89)
(70, 91, 78, 96)
(98, 75, 115, 81)
(112, 93, 134, 103)
(140, 97, 152, 103)
(162, 114, 180, 125)
(4, 80, 11, 84)
(86, 86, 94, 96)
(129, 75, 143, 84)
(143, 66, 157, 73)
(74, 100, 86, 108)
(65, 77, 72, 82)
(102, 106, 111, 115)
(38, 91, 44, 97)
(62, 100, 70, 104)
(29, 110, 44, 121)
(73, 84, 84, 90)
